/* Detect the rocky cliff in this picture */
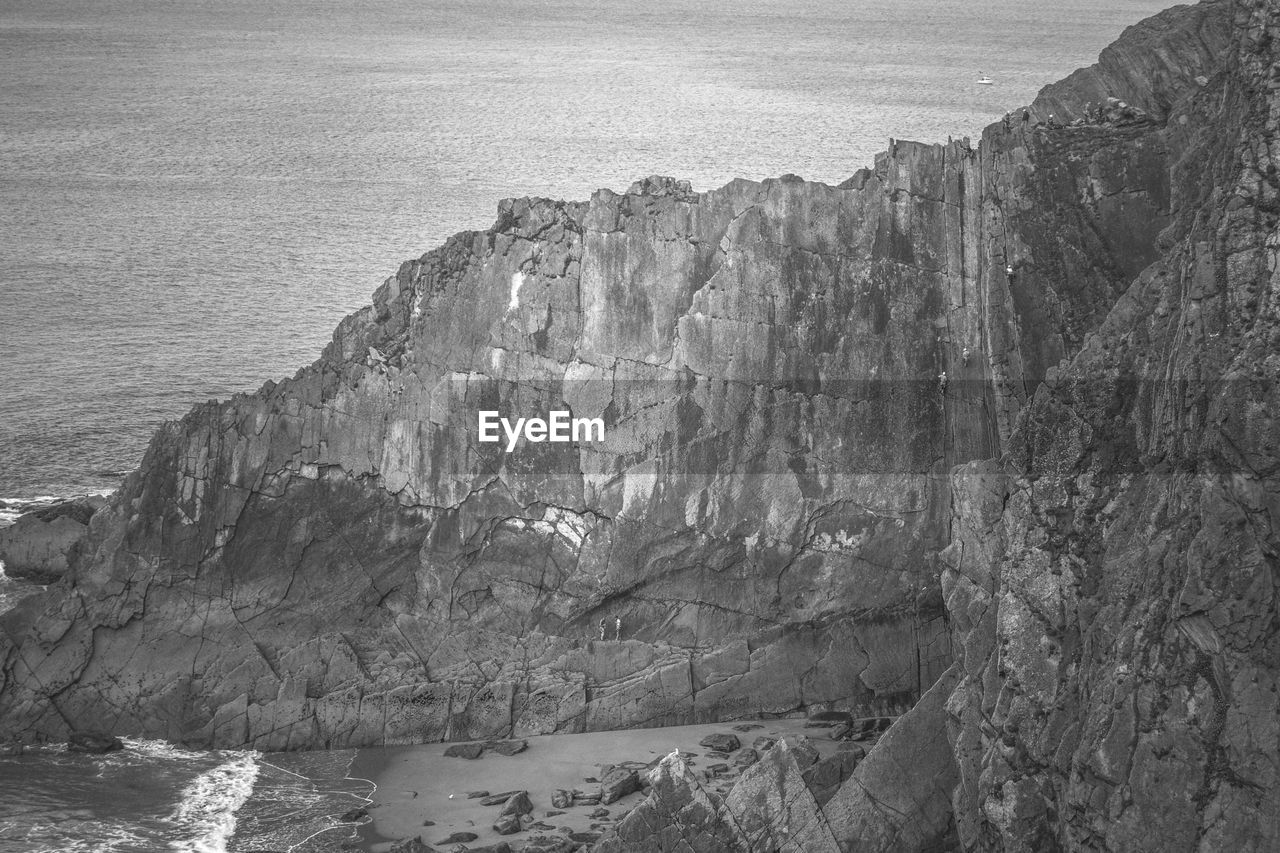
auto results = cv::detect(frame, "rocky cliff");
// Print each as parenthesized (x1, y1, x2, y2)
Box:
(941, 0, 1279, 848)
(2, 0, 1276, 847)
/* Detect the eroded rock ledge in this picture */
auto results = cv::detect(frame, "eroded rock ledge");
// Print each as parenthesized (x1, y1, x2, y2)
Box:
(3, 0, 1277, 848)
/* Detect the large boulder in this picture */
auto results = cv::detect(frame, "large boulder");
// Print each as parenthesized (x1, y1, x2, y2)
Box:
(492, 813, 523, 835)
(593, 752, 747, 852)
(0, 495, 105, 581)
(488, 738, 528, 756)
(698, 733, 741, 753)
(800, 749, 863, 807)
(823, 666, 960, 852)
(723, 739, 841, 853)
(498, 791, 532, 817)
(443, 742, 485, 760)
(599, 767, 641, 805)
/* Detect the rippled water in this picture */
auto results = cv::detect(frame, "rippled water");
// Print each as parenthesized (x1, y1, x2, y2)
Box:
(0, 739, 369, 853)
(0, 0, 1171, 501)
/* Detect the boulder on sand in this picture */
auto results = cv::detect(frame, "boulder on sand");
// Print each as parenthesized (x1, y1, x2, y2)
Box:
(499, 791, 533, 817)
(698, 733, 740, 753)
(599, 767, 640, 805)
(439, 832, 478, 844)
(493, 813, 522, 835)
(443, 742, 485, 760)
(488, 739, 528, 756)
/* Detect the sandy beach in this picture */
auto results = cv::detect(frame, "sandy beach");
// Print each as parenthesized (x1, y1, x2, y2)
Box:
(350, 716, 863, 851)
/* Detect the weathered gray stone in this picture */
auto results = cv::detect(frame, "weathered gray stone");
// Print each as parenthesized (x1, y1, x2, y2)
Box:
(697, 733, 740, 753)
(498, 791, 532, 817)
(781, 736, 818, 772)
(723, 739, 841, 852)
(443, 742, 484, 760)
(0, 495, 104, 581)
(592, 752, 746, 852)
(492, 813, 522, 835)
(934, 2, 1280, 850)
(388, 837, 435, 853)
(800, 749, 862, 807)
(488, 738, 527, 756)
(438, 832, 477, 845)
(823, 666, 960, 852)
(599, 767, 640, 805)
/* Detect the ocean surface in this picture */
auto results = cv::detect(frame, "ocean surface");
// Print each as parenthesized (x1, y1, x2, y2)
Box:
(0, 739, 371, 852)
(0, 0, 1171, 849)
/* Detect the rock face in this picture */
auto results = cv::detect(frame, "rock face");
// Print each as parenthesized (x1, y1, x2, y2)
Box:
(0, 496, 105, 582)
(593, 752, 745, 853)
(4, 61, 1007, 751)
(2, 0, 1278, 849)
(592, 722, 942, 853)
(823, 665, 960, 851)
(723, 739, 842, 852)
(939, 0, 1280, 849)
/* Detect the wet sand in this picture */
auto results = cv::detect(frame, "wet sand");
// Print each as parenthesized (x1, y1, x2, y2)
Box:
(350, 716, 848, 851)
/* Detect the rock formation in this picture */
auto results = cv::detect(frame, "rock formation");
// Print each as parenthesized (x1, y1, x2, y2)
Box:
(940, 0, 1280, 848)
(2, 0, 1277, 848)
(0, 496, 105, 582)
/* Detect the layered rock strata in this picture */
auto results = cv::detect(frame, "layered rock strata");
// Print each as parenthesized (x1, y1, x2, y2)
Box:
(941, 0, 1280, 848)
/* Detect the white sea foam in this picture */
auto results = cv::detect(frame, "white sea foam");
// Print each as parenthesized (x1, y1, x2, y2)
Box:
(167, 750, 261, 853)
(0, 491, 114, 529)
(120, 737, 211, 762)
(10, 822, 157, 853)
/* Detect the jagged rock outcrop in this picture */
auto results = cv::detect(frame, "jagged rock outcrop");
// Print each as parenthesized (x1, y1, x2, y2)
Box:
(593, 752, 746, 853)
(823, 665, 961, 851)
(0, 83, 1159, 746)
(2, 94, 1026, 750)
(590, 713, 954, 853)
(722, 738, 842, 852)
(0, 496, 105, 582)
(940, 0, 1280, 849)
(2, 0, 1277, 848)
(0, 157, 973, 745)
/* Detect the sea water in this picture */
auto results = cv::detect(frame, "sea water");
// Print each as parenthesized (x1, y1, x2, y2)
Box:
(0, 0, 1172, 847)
(0, 740, 371, 852)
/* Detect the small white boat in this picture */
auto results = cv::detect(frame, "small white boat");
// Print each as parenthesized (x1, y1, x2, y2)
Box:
(977, 75, 993, 85)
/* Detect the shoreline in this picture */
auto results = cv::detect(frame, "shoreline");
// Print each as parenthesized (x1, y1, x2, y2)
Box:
(345, 716, 870, 852)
